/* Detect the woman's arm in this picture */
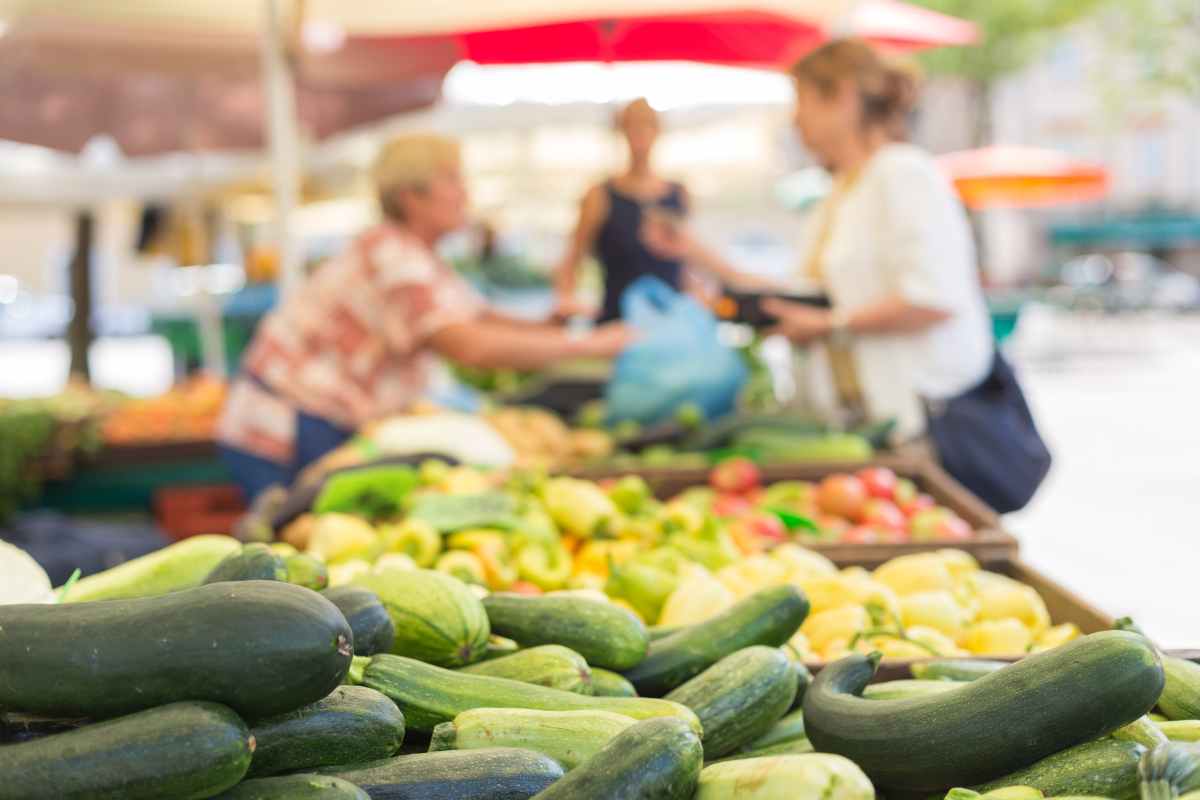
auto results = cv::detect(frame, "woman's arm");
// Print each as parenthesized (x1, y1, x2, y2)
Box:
(428, 319, 634, 371)
(762, 295, 951, 344)
(552, 185, 608, 315)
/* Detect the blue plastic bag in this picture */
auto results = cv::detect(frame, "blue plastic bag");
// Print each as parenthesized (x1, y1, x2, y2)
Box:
(605, 277, 747, 425)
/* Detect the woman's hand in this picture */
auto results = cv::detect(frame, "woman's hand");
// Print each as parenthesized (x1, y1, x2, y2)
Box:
(577, 322, 639, 358)
(552, 294, 598, 321)
(762, 298, 834, 345)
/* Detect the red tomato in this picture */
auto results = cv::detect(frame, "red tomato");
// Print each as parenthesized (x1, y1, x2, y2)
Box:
(816, 474, 868, 520)
(900, 493, 937, 517)
(746, 512, 788, 545)
(856, 467, 898, 500)
(934, 516, 973, 542)
(709, 457, 762, 494)
(860, 499, 907, 531)
(712, 493, 753, 518)
(841, 525, 885, 544)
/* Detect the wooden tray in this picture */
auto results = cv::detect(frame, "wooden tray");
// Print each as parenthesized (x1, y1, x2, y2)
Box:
(574, 453, 1018, 564)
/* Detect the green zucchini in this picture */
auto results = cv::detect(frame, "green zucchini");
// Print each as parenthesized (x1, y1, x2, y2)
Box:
(0, 701, 253, 800)
(623, 585, 809, 697)
(743, 708, 805, 751)
(972, 738, 1145, 799)
(1159, 721, 1200, 742)
(1112, 715, 1170, 749)
(323, 586, 396, 657)
(649, 623, 689, 641)
(527, 716, 702, 800)
(910, 659, 1008, 682)
(0, 712, 86, 743)
(717, 736, 814, 762)
(247, 686, 405, 778)
(428, 708, 636, 769)
(361, 654, 700, 734)
(61, 534, 240, 602)
(214, 775, 368, 800)
(1161, 658, 1200, 721)
(319, 747, 563, 800)
(0, 581, 354, 719)
(695, 754, 874, 799)
(665, 646, 797, 759)
(285, 553, 330, 591)
(459, 645, 593, 694)
(479, 636, 521, 661)
(205, 543, 288, 583)
(789, 659, 813, 710)
(862, 679, 960, 700)
(482, 593, 649, 671)
(590, 668, 638, 697)
(1139, 742, 1200, 800)
(803, 631, 1164, 791)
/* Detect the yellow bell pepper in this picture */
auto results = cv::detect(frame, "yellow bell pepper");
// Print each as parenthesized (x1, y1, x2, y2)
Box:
(904, 625, 966, 657)
(1032, 622, 1081, 652)
(868, 634, 940, 661)
(573, 539, 640, 580)
(873, 553, 956, 596)
(541, 477, 619, 537)
(970, 572, 1051, 635)
(666, 523, 741, 572)
(435, 550, 487, 585)
(715, 555, 788, 599)
(899, 590, 973, 642)
(934, 549, 981, 582)
(447, 528, 507, 554)
(438, 466, 494, 495)
(445, 529, 515, 589)
(771, 544, 838, 583)
(513, 540, 573, 592)
(612, 515, 662, 545)
(658, 568, 736, 627)
(376, 519, 442, 567)
(658, 500, 706, 537)
(963, 618, 1033, 656)
(306, 513, 378, 564)
(838, 571, 902, 625)
(802, 605, 870, 652)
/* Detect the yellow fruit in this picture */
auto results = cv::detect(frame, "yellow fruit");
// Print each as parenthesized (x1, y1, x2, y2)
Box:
(658, 568, 735, 627)
(716, 556, 788, 599)
(802, 605, 870, 652)
(971, 572, 1051, 635)
(870, 636, 938, 661)
(376, 519, 442, 567)
(439, 467, 493, 495)
(838, 571, 902, 624)
(934, 549, 980, 582)
(904, 626, 965, 657)
(964, 618, 1033, 656)
(873, 553, 956, 596)
(1033, 622, 1082, 652)
(658, 501, 706, 537)
(307, 513, 378, 563)
(899, 591, 973, 642)
(799, 575, 864, 614)
(771, 544, 838, 582)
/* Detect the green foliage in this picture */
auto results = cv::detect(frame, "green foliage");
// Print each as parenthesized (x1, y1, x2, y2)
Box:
(0, 407, 56, 521)
(911, 0, 1111, 82)
(1091, 0, 1200, 100)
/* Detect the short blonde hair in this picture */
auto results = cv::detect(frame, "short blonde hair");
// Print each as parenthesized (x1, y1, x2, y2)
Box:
(372, 133, 461, 221)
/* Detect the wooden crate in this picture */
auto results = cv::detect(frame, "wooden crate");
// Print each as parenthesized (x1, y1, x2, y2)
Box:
(574, 453, 1018, 563)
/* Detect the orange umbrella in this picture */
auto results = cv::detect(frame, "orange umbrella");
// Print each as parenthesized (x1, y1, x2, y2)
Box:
(938, 146, 1110, 210)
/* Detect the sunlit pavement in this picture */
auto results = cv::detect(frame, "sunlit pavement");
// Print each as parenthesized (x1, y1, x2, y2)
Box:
(1009, 308, 1200, 648)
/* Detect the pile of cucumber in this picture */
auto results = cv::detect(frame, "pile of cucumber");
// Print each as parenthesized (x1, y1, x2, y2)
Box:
(2, 539, 1199, 800)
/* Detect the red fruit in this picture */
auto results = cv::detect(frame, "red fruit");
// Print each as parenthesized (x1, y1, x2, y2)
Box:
(743, 487, 765, 505)
(857, 467, 898, 500)
(841, 525, 885, 544)
(900, 493, 936, 517)
(816, 474, 868, 520)
(509, 581, 544, 595)
(712, 493, 753, 518)
(892, 478, 918, 507)
(934, 515, 973, 542)
(710, 457, 762, 494)
(860, 499, 907, 531)
(746, 512, 788, 544)
(815, 514, 851, 538)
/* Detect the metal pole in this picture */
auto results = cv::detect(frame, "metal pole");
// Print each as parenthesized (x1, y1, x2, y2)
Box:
(66, 210, 95, 380)
(261, 0, 303, 297)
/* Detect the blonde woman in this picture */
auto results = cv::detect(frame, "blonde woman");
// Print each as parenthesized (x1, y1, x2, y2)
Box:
(218, 134, 633, 498)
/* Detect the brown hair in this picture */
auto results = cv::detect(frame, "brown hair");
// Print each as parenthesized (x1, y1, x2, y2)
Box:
(790, 39, 921, 141)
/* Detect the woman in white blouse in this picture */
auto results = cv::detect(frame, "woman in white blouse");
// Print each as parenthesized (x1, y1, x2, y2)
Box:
(763, 39, 993, 439)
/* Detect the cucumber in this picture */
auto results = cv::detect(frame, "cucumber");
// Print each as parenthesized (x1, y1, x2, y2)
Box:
(285, 553, 330, 591)
(323, 586, 396, 657)
(482, 593, 649, 671)
(429, 708, 636, 770)
(0, 701, 253, 800)
(789, 660, 813, 710)
(650, 624, 689, 641)
(911, 659, 1008, 682)
(718, 736, 815, 762)
(744, 708, 806, 751)
(696, 754, 873, 799)
(862, 679, 961, 700)
(361, 654, 701, 734)
(590, 668, 638, 697)
(479, 636, 521, 661)
(1138, 742, 1200, 800)
(248, 686, 405, 778)
(665, 646, 797, 759)
(972, 738, 1145, 799)
(319, 747, 563, 800)
(623, 585, 809, 697)
(1160, 657, 1200, 721)
(803, 631, 1164, 791)
(1112, 715, 1169, 749)
(459, 645, 593, 694)
(0, 712, 86, 743)
(1158, 721, 1200, 742)
(214, 775, 369, 799)
(61, 534, 240, 602)
(205, 543, 288, 583)
(528, 716, 702, 800)
(0, 581, 354, 719)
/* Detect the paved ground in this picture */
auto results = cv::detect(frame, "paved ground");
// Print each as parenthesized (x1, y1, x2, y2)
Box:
(1008, 308, 1200, 648)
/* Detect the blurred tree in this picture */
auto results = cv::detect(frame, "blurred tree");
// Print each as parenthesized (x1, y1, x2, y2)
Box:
(910, 0, 1111, 144)
(1091, 0, 1200, 103)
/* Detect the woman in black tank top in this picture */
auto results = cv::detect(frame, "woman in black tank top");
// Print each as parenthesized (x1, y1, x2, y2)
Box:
(554, 98, 765, 321)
